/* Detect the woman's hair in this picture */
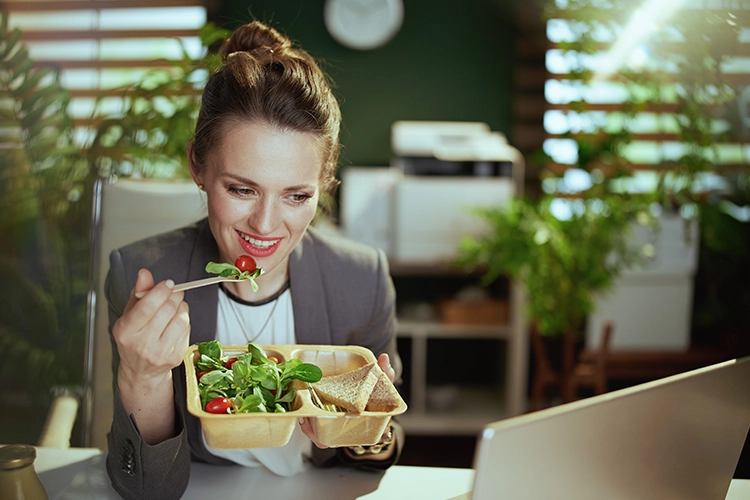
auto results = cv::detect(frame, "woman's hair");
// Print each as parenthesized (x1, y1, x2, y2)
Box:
(191, 21, 341, 194)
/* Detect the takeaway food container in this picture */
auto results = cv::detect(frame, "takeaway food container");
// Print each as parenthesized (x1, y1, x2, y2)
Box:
(184, 344, 407, 449)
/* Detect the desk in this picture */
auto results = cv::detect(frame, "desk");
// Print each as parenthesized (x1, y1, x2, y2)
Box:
(34, 447, 750, 500)
(36, 448, 474, 500)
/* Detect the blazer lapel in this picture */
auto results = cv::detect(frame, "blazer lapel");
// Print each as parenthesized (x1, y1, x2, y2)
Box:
(289, 229, 332, 345)
(185, 219, 219, 344)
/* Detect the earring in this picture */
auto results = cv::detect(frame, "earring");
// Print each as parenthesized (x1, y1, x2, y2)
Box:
(198, 184, 205, 190)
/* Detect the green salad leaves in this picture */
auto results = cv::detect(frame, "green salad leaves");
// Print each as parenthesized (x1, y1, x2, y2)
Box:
(205, 261, 263, 292)
(194, 340, 323, 414)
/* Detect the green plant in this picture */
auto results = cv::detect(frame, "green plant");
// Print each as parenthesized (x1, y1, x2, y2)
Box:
(525, 1, 749, 349)
(544, 0, 742, 201)
(86, 23, 230, 179)
(691, 173, 750, 351)
(0, 10, 90, 438)
(0, 15, 231, 444)
(456, 192, 653, 337)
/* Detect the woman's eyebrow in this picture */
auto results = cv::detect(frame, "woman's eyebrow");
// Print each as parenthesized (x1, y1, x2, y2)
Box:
(222, 173, 258, 185)
(284, 183, 317, 192)
(222, 173, 316, 192)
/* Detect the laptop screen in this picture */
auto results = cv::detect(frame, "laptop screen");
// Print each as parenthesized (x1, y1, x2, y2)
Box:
(471, 357, 750, 500)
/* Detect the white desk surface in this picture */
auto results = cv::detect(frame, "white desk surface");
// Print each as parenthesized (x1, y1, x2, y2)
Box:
(33, 447, 750, 500)
(35, 447, 475, 500)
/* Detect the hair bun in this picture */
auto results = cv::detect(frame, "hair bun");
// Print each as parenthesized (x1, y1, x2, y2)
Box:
(220, 21, 292, 62)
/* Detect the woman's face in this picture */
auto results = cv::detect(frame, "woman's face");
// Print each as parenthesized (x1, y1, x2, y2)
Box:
(191, 121, 322, 297)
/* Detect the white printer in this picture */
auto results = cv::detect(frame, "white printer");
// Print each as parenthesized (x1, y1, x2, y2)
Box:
(341, 121, 524, 265)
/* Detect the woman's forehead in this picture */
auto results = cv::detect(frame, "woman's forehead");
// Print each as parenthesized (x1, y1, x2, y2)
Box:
(209, 121, 324, 184)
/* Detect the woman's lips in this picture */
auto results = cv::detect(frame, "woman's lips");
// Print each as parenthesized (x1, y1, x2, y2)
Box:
(236, 230, 281, 258)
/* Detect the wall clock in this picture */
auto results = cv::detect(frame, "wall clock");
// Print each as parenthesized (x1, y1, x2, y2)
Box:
(324, 0, 404, 51)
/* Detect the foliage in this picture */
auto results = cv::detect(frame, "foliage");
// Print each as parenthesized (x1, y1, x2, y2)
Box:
(457, 192, 653, 336)
(0, 11, 90, 412)
(474, 0, 749, 342)
(543, 0, 743, 205)
(86, 23, 230, 179)
(691, 173, 750, 349)
(0, 14, 230, 443)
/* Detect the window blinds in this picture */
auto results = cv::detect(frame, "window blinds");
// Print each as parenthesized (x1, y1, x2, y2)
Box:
(542, 1, 750, 183)
(4, 0, 209, 140)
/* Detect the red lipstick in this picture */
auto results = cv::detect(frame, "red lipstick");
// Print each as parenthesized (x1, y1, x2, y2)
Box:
(236, 230, 281, 258)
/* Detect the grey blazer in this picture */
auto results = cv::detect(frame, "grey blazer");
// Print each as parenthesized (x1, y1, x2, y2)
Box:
(104, 218, 402, 500)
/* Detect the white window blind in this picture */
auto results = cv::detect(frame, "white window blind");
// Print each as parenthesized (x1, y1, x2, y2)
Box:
(543, 0, 750, 192)
(4, 0, 209, 146)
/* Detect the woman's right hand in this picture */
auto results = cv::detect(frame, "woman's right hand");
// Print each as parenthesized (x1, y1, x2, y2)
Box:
(113, 268, 191, 387)
(112, 268, 190, 443)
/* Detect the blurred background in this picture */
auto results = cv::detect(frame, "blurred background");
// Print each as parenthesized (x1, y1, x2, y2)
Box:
(0, 0, 748, 471)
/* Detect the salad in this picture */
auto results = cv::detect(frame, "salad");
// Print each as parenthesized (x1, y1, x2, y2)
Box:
(194, 340, 323, 414)
(205, 255, 263, 292)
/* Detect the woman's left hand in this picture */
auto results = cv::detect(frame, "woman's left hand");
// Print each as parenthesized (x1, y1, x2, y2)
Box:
(299, 352, 395, 448)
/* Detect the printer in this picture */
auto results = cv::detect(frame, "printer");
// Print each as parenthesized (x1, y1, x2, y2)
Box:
(341, 121, 524, 265)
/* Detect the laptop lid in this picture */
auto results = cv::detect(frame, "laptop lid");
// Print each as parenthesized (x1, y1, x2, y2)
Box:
(470, 357, 750, 500)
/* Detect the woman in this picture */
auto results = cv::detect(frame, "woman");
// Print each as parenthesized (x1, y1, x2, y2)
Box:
(105, 20, 402, 500)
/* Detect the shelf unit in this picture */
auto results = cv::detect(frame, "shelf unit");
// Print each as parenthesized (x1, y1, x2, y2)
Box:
(392, 265, 528, 435)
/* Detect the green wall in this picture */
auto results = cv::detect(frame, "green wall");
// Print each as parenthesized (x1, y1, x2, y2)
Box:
(218, 0, 516, 168)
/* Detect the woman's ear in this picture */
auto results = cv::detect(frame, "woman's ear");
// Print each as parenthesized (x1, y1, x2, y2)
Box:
(186, 142, 203, 188)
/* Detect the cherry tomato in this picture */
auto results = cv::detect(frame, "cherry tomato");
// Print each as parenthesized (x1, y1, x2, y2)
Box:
(225, 357, 238, 369)
(205, 397, 233, 414)
(268, 356, 279, 364)
(234, 255, 257, 273)
(196, 370, 212, 381)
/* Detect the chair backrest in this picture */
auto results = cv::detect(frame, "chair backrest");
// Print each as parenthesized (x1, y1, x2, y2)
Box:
(85, 177, 207, 450)
(595, 321, 614, 371)
(531, 323, 554, 375)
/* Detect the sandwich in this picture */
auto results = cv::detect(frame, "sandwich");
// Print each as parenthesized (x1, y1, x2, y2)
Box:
(312, 362, 402, 413)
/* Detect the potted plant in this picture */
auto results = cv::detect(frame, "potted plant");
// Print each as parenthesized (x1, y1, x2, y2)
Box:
(454, 186, 655, 408)
(0, 11, 90, 443)
(456, 191, 652, 337)
(540, 0, 746, 353)
(0, 13, 230, 445)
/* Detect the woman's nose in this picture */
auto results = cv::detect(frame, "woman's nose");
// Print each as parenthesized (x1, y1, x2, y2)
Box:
(248, 197, 279, 234)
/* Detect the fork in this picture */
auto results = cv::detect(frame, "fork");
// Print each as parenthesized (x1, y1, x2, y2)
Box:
(134, 275, 246, 298)
(172, 276, 244, 293)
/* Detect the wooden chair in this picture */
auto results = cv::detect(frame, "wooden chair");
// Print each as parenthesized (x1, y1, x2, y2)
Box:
(529, 322, 564, 412)
(565, 321, 614, 402)
(529, 321, 614, 411)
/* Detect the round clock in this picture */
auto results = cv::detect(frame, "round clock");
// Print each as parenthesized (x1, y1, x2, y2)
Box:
(324, 0, 404, 51)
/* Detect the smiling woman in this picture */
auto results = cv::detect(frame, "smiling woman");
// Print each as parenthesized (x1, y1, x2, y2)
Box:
(102, 19, 404, 500)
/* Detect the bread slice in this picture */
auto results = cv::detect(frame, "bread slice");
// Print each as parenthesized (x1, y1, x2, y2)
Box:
(366, 368, 402, 412)
(313, 362, 380, 412)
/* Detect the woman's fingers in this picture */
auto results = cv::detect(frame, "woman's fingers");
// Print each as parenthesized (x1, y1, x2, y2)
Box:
(148, 288, 185, 339)
(120, 279, 177, 334)
(123, 268, 155, 314)
(378, 353, 395, 383)
(158, 301, 191, 363)
(298, 417, 329, 449)
(113, 270, 191, 374)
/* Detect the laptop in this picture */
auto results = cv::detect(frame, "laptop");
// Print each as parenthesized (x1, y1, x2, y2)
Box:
(469, 356, 750, 500)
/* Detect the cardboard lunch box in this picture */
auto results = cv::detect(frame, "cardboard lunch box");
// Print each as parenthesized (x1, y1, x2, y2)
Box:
(184, 344, 407, 449)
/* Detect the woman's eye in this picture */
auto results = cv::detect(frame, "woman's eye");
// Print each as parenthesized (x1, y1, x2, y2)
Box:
(289, 193, 312, 203)
(228, 186, 254, 197)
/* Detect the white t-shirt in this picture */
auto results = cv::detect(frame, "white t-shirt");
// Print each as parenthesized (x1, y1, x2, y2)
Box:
(202, 282, 313, 476)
